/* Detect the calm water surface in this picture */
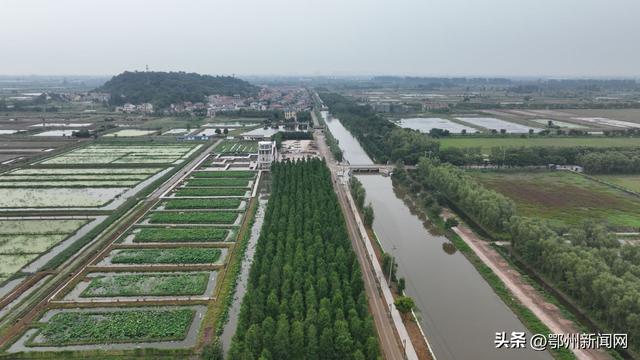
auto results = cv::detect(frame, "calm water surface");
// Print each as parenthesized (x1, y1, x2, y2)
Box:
(324, 113, 551, 360)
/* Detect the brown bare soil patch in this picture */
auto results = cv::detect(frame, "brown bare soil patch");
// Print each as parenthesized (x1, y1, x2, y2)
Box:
(484, 180, 621, 209)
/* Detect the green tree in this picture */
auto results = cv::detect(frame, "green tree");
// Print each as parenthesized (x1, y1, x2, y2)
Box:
(394, 296, 415, 317)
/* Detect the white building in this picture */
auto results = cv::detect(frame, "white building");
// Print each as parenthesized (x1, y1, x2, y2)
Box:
(258, 141, 277, 170)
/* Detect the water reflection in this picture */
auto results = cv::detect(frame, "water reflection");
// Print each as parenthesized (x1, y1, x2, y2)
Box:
(442, 242, 457, 255)
(355, 174, 551, 360)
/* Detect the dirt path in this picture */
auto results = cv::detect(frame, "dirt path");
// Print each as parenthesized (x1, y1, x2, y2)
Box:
(447, 213, 610, 360)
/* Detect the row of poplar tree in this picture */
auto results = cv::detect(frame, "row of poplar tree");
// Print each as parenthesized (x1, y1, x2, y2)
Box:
(228, 159, 380, 360)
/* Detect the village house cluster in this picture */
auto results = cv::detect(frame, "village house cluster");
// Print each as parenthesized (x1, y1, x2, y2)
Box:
(165, 86, 312, 116)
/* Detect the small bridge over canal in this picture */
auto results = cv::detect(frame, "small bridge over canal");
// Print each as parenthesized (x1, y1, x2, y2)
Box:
(347, 164, 416, 173)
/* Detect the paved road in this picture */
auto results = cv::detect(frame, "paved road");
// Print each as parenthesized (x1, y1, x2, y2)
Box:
(0, 140, 218, 347)
(314, 130, 407, 360)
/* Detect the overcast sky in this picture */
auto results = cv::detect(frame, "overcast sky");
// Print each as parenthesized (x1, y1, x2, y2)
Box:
(1, 0, 639, 77)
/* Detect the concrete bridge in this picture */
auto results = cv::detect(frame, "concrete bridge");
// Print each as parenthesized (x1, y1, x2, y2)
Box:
(347, 164, 416, 173)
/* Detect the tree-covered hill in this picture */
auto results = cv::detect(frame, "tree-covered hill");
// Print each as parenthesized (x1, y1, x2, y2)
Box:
(97, 71, 259, 108)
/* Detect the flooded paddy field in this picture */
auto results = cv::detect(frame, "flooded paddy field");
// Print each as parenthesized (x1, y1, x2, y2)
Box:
(455, 116, 542, 133)
(0, 217, 103, 280)
(38, 143, 200, 165)
(395, 117, 479, 133)
(103, 129, 157, 137)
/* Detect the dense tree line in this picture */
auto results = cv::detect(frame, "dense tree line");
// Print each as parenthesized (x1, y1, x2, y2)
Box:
(349, 177, 374, 227)
(97, 71, 258, 108)
(320, 92, 438, 165)
(510, 217, 640, 353)
(229, 159, 380, 359)
(410, 158, 640, 353)
(415, 158, 516, 233)
(578, 150, 640, 174)
(323, 126, 344, 162)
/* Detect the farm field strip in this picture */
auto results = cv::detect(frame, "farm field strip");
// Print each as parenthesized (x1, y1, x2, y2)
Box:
(530, 119, 586, 129)
(173, 187, 249, 197)
(0, 218, 94, 280)
(7, 168, 163, 175)
(395, 117, 479, 133)
(455, 116, 542, 133)
(571, 116, 640, 129)
(147, 211, 241, 225)
(191, 170, 255, 178)
(183, 178, 252, 187)
(0, 180, 140, 187)
(97, 243, 227, 267)
(0, 160, 176, 210)
(0, 174, 151, 181)
(60, 271, 217, 301)
(21, 306, 204, 348)
(594, 174, 640, 193)
(0, 187, 129, 208)
(470, 170, 640, 229)
(0, 254, 40, 277)
(39, 144, 198, 165)
(438, 136, 640, 151)
(126, 227, 233, 243)
(103, 129, 157, 137)
(160, 198, 245, 210)
(6, 144, 258, 353)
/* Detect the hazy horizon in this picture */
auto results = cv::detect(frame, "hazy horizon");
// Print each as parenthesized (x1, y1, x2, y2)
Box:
(2, 0, 639, 78)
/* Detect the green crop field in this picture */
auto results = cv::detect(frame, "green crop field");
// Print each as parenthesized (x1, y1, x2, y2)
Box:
(471, 170, 640, 229)
(174, 188, 247, 197)
(133, 227, 230, 242)
(148, 211, 238, 224)
(192, 171, 255, 179)
(163, 198, 242, 210)
(80, 272, 210, 297)
(438, 137, 640, 152)
(111, 248, 222, 264)
(595, 174, 640, 193)
(32, 309, 194, 346)
(185, 178, 251, 187)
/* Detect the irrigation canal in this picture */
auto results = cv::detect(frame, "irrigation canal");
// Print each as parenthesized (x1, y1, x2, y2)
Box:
(321, 111, 551, 360)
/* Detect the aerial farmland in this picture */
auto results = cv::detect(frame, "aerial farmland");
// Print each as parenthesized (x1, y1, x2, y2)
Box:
(0, 136, 266, 358)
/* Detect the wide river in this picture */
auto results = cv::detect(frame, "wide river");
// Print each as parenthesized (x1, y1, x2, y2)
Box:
(322, 112, 551, 360)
